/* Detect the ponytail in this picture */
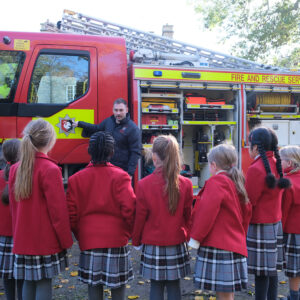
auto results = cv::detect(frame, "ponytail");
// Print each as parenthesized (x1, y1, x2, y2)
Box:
(227, 167, 249, 204)
(208, 144, 248, 204)
(1, 139, 21, 205)
(15, 135, 36, 201)
(15, 119, 56, 201)
(153, 135, 181, 215)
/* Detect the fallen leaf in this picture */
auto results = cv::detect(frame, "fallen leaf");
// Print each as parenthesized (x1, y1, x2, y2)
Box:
(126, 285, 131, 288)
(279, 281, 286, 284)
(53, 285, 63, 289)
(0, 292, 5, 295)
(60, 279, 69, 284)
(65, 267, 69, 271)
(208, 297, 216, 300)
(73, 263, 78, 266)
(70, 271, 78, 277)
(195, 297, 204, 300)
(128, 296, 140, 299)
(128, 242, 132, 245)
(138, 281, 145, 285)
(184, 276, 191, 280)
(278, 295, 285, 298)
(251, 283, 255, 287)
(68, 285, 75, 289)
(195, 290, 202, 294)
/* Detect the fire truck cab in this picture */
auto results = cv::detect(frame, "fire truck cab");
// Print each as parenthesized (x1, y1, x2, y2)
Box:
(0, 32, 128, 175)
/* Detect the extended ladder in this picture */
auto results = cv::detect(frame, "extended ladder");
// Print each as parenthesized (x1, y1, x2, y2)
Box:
(40, 9, 287, 71)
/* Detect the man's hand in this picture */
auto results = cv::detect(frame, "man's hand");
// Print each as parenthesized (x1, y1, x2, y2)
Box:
(72, 121, 79, 128)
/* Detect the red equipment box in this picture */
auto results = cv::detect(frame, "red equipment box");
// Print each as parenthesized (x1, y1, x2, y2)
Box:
(142, 114, 167, 125)
(186, 96, 225, 105)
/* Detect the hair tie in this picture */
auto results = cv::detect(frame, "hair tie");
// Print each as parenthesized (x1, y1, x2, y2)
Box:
(6, 161, 11, 165)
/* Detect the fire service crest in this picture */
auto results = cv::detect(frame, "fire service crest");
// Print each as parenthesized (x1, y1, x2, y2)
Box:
(56, 114, 76, 136)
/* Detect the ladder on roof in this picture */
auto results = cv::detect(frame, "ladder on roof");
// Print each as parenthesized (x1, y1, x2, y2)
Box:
(40, 9, 287, 71)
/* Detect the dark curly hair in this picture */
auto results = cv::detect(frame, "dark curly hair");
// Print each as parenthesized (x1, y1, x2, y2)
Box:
(88, 132, 115, 164)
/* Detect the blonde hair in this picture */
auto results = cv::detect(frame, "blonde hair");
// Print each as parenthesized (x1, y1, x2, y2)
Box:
(152, 135, 181, 215)
(208, 144, 249, 203)
(14, 119, 56, 201)
(279, 145, 300, 174)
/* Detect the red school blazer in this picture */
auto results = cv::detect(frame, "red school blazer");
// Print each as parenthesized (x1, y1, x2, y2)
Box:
(282, 168, 300, 233)
(0, 170, 13, 236)
(132, 170, 193, 247)
(190, 173, 251, 257)
(67, 162, 136, 251)
(9, 152, 73, 255)
(245, 151, 283, 224)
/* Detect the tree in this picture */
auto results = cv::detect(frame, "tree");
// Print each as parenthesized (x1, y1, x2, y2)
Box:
(190, 0, 300, 68)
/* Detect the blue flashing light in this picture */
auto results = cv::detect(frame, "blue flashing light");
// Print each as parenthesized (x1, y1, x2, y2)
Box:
(153, 71, 163, 77)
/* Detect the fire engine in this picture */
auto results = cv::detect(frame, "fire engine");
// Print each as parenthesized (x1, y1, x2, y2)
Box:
(1, 10, 300, 190)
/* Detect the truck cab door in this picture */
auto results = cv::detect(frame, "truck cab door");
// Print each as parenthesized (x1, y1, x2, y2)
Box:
(0, 50, 25, 140)
(16, 45, 98, 164)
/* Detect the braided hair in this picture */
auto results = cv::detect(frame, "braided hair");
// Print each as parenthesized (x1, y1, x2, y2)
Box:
(248, 127, 276, 188)
(88, 132, 115, 164)
(268, 128, 291, 189)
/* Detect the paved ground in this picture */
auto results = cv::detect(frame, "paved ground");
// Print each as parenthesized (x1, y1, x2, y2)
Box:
(0, 241, 290, 299)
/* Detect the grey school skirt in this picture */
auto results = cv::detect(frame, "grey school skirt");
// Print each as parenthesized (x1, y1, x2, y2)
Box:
(140, 243, 190, 281)
(247, 222, 285, 276)
(0, 236, 14, 279)
(284, 233, 300, 277)
(194, 246, 248, 292)
(79, 246, 133, 288)
(14, 250, 69, 281)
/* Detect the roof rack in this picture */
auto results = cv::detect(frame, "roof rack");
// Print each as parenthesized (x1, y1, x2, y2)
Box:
(40, 9, 293, 72)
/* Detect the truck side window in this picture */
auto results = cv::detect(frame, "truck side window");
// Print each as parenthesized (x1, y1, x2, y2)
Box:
(0, 51, 25, 103)
(28, 53, 89, 104)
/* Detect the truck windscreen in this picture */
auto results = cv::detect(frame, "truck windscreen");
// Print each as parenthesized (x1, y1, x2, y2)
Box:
(0, 51, 25, 103)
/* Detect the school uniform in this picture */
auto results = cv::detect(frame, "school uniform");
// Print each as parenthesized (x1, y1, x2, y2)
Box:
(9, 152, 73, 281)
(190, 172, 251, 292)
(0, 170, 14, 279)
(132, 169, 193, 281)
(245, 151, 285, 276)
(281, 167, 300, 277)
(67, 162, 136, 287)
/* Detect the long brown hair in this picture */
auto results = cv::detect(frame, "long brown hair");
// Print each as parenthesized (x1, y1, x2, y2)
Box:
(208, 144, 249, 203)
(1, 139, 21, 205)
(152, 135, 181, 215)
(14, 119, 56, 201)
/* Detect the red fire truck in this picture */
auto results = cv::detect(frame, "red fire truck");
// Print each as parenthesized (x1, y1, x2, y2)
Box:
(1, 10, 300, 190)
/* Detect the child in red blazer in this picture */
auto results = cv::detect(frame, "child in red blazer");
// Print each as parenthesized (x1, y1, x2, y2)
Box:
(189, 144, 251, 300)
(280, 145, 300, 300)
(9, 119, 73, 300)
(132, 135, 193, 300)
(67, 131, 136, 300)
(246, 127, 290, 300)
(0, 139, 23, 300)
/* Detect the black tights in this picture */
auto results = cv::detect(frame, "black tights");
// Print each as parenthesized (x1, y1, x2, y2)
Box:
(88, 284, 126, 300)
(3, 279, 23, 300)
(150, 279, 181, 300)
(255, 275, 278, 300)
